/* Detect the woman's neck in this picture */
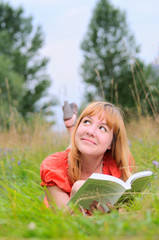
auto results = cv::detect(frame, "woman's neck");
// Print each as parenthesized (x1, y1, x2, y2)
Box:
(80, 155, 103, 180)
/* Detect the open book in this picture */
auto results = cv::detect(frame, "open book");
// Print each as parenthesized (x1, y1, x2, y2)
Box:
(67, 171, 153, 212)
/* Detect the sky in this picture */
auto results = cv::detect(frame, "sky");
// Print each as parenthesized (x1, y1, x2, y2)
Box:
(6, 0, 159, 128)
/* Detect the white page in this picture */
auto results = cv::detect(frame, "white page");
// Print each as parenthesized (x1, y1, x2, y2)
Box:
(90, 173, 131, 189)
(126, 171, 153, 185)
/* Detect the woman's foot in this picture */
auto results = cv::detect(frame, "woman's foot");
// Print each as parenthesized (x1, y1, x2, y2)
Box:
(64, 114, 77, 129)
(62, 101, 78, 145)
(62, 101, 78, 128)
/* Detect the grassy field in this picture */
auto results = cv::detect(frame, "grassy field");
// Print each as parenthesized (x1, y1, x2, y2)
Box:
(0, 115, 159, 240)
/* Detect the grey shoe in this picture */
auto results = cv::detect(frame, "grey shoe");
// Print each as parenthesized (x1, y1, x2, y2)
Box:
(62, 101, 78, 120)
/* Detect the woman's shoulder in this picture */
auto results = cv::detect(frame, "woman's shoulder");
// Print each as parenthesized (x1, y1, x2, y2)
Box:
(41, 148, 70, 170)
(103, 150, 121, 178)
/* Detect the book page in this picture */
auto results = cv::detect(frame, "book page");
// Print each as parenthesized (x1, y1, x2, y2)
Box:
(90, 173, 131, 189)
(68, 178, 129, 212)
(126, 171, 153, 192)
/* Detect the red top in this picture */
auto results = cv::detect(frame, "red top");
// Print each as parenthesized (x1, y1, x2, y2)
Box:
(40, 148, 121, 197)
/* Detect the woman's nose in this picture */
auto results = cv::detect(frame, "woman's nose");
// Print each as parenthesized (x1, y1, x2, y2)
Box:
(86, 125, 96, 136)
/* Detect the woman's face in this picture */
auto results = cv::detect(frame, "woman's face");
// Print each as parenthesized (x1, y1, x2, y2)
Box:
(75, 114, 113, 158)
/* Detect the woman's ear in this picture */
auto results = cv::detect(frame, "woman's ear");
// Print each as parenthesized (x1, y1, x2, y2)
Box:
(107, 144, 112, 150)
(107, 136, 114, 150)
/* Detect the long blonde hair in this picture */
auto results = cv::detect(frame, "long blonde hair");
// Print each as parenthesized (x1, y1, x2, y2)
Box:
(68, 101, 134, 183)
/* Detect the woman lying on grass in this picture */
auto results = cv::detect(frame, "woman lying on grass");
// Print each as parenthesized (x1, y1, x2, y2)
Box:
(40, 101, 134, 213)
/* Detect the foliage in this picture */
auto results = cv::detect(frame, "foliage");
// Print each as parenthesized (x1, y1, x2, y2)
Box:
(80, 0, 159, 116)
(0, 2, 56, 121)
(0, 115, 159, 239)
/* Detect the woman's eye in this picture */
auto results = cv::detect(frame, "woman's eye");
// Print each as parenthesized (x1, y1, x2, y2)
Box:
(99, 126, 107, 132)
(83, 119, 90, 124)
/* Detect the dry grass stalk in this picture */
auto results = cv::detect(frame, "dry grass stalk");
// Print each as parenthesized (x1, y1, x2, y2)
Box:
(95, 69, 105, 100)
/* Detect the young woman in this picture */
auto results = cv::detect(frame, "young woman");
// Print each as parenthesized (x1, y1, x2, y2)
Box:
(40, 101, 134, 210)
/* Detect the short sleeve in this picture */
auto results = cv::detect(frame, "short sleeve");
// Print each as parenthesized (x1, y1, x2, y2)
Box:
(40, 149, 72, 193)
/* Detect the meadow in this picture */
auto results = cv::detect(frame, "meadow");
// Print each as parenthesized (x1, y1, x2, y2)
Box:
(0, 114, 159, 240)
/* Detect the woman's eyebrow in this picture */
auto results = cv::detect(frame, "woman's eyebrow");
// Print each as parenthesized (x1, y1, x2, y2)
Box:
(101, 122, 109, 127)
(100, 121, 109, 127)
(85, 116, 109, 127)
(84, 116, 92, 119)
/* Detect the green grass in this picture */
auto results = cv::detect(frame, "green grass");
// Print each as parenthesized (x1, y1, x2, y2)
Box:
(0, 117, 159, 240)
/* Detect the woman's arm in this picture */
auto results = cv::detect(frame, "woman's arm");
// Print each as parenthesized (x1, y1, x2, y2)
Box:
(45, 186, 70, 208)
(45, 180, 86, 208)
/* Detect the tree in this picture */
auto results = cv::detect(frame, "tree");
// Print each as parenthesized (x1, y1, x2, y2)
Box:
(80, 0, 158, 115)
(0, 2, 56, 121)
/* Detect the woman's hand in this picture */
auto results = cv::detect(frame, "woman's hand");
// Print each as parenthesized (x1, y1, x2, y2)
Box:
(89, 201, 124, 214)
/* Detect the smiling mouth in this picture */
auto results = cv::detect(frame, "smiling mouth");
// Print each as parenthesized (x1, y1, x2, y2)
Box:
(81, 138, 96, 145)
